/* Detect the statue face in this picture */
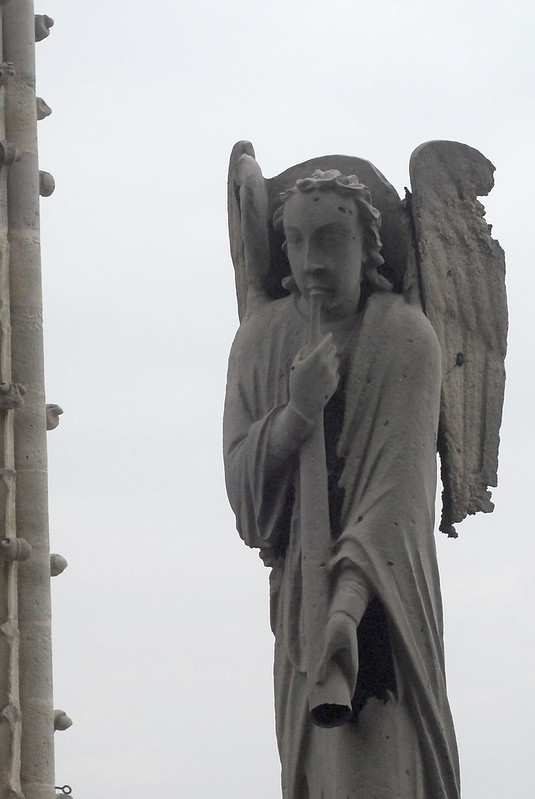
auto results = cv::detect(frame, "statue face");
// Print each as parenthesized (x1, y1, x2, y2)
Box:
(283, 189, 366, 317)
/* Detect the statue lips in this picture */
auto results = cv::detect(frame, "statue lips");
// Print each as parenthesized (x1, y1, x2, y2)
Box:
(305, 283, 334, 302)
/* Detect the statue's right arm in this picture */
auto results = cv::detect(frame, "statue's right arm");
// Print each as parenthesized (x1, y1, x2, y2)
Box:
(224, 328, 339, 479)
(223, 317, 339, 549)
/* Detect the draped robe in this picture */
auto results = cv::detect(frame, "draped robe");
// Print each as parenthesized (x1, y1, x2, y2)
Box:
(223, 290, 460, 799)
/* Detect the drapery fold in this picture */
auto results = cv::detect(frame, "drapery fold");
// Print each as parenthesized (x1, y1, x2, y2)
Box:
(224, 291, 460, 799)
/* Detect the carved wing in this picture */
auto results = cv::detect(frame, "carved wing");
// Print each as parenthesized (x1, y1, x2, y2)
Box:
(227, 141, 272, 321)
(408, 141, 508, 536)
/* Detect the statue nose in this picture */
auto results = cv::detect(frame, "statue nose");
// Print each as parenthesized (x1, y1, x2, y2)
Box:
(303, 256, 326, 275)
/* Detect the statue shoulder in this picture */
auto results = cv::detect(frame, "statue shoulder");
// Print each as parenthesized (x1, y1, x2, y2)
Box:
(368, 292, 440, 358)
(229, 296, 295, 361)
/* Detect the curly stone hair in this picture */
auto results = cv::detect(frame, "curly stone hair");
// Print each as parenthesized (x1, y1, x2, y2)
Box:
(273, 169, 392, 294)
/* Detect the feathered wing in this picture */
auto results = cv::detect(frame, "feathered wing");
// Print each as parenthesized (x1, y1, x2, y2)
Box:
(227, 141, 272, 321)
(408, 140, 508, 536)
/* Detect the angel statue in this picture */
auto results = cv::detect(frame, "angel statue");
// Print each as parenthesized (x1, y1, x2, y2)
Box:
(223, 141, 507, 799)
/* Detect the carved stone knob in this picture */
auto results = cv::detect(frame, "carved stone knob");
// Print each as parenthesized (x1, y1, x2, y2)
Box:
(54, 710, 73, 732)
(35, 14, 54, 42)
(1, 538, 32, 562)
(0, 62, 15, 85)
(39, 172, 56, 197)
(50, 554, 68, 577)
(46, 403, 63, 430)
(0, 142, 20, 168)
(37, 97, 52, 120)
(0, 382, 25, 410)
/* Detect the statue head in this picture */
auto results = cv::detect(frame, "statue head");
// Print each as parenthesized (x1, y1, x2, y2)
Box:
(273, 170, 391, 314)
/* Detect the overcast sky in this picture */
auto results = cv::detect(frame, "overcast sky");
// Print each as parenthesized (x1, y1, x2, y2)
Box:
(32, 1, 535, 797)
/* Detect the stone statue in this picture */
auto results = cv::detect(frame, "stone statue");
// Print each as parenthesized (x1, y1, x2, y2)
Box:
(223, 141, 507, 798)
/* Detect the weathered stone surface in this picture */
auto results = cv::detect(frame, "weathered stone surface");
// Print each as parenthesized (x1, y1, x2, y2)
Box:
(224, 148, 490, 798)
(409, 140, 507, 535)
(225, 140, 507, 798)
(1, 3, 56, 798)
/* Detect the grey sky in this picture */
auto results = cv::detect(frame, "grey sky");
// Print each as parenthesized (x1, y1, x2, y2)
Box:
(35, 1, 534, 797)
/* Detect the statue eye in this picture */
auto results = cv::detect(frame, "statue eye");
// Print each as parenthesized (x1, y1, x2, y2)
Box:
(287, 232, 303, 247)
(318, 230, 346, 248)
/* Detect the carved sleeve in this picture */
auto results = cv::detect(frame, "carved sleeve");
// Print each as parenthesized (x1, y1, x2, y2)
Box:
(223, 338, 300, 552)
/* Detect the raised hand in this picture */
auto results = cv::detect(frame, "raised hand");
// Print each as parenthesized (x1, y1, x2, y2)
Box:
(289, 332, 339, 423)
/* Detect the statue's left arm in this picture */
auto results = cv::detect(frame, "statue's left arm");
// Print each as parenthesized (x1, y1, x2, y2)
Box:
(223, 326, 304, 554)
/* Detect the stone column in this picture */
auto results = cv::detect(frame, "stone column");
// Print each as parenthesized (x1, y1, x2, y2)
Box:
(0, 9, 24, 795)
(3, 2, 54, 797)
